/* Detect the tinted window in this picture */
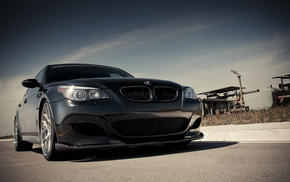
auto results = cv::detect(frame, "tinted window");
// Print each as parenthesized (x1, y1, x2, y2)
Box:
(47, 65, 133, 82)
(35, 68, 45, 83)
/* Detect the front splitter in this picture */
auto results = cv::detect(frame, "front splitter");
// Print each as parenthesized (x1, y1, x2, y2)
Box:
(55, 132, 204, 151)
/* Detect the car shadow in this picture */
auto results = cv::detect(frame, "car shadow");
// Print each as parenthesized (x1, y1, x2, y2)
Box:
(32, 141, 238, 162)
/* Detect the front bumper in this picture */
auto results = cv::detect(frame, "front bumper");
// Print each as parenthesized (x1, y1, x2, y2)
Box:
(50, 98, 203, 151)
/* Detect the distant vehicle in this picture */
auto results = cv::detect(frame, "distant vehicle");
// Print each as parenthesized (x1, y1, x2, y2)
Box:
(14, 64, 203, 160)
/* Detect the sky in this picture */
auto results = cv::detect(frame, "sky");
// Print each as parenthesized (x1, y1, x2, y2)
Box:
(0, 0, 290, 136)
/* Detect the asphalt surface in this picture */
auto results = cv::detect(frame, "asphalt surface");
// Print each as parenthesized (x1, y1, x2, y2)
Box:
(0, 122, 290, 182)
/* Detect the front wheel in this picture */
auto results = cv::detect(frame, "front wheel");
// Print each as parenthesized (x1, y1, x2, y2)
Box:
(41, 101, 62, 161)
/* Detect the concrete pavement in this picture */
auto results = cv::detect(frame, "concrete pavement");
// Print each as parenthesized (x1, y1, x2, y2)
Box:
(200, 121, 290, 142)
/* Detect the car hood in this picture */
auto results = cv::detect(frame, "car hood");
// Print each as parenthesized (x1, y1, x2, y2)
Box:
(52, 77, 182, 89)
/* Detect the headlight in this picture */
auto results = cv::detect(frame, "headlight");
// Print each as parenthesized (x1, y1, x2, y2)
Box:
(184, 87, 198, 99)
(58, 85, 109, 101)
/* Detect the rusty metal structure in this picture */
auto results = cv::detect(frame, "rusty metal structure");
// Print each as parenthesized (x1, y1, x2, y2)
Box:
(262, 73, 290, 108)
(272, 73, 290, 101)
(198, 70, 259, 117)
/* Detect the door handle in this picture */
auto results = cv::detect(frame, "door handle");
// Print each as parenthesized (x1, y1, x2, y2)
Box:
(24, 99, 27, 104)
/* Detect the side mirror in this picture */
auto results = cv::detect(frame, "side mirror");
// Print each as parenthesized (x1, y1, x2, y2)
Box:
(22, 79, 41, 88)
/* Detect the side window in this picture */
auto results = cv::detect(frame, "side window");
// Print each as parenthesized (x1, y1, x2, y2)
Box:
(110, 73, 123, 77)
(35, 68, 45, 84)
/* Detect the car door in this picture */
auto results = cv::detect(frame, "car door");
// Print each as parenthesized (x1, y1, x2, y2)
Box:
(17, 90, 29, 132)
(19, 68, 45, 134)
(21, 87, 42, 133)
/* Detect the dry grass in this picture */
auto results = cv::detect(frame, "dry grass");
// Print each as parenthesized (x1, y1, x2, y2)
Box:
(202, 106, 290, 126)
(0, 135, 13, 139)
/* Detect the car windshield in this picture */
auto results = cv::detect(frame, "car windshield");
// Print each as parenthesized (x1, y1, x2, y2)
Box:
(47, 64, 133, 82)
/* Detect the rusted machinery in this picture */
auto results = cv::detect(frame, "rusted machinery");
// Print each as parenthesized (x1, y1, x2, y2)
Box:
(262, 73, 290, 108)
(198, 70, 259, 117)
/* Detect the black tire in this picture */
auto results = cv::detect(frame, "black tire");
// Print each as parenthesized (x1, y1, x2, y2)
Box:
(40, 101, 62, 161)
(14, 118, 33, 151)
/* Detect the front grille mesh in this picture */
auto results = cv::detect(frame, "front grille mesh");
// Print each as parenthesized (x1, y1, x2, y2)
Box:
(154, 87, 178, 101)
(120, 87, 151, 101)
(120, 86, 178, 102)
(111, 118, 189, 137)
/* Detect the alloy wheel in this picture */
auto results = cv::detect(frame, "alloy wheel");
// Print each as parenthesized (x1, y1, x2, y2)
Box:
(41, 102, 52, 156)
(14, 119, 19, 149)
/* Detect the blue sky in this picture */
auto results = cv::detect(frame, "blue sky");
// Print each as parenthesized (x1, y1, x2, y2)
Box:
(0, 0, 290, 136)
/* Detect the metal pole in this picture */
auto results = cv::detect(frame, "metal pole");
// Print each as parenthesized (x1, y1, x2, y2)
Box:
(237, 74, 245, 106)
(280, 78, 285, 94)
(231, 70, 245, 107)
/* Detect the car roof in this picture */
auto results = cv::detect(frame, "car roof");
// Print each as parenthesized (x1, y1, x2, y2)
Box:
(48, 63, 119, 69)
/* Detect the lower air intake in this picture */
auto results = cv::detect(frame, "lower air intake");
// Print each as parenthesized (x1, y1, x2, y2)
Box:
(111, 118, 189, 137)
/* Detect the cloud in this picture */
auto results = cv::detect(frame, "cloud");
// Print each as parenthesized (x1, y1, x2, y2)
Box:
(151, 34, 290, 110)
(56, 16, 229, 64)
(54, 17, 288, 110)
(0, 75, 30, 136)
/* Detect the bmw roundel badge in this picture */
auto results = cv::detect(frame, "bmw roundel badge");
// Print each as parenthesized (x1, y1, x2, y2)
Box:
(143, 81, 152, 85)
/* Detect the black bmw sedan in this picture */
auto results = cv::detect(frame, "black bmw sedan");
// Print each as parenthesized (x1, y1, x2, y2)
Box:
(14, 64, 203, 161)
